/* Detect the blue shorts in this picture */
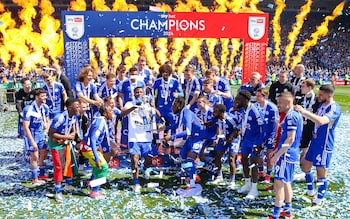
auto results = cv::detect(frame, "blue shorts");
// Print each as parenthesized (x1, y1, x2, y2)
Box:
(129, 142, 153, 157)
(274, 158, 295, 183)
(305, 144, 332, 168)
(229, 137, 241, 154)
(24, 135, 47, 152)
(240, 139, 262, 158)
(180, 138, 206, 158)
(264, 136, 275, 150)
(215, 138, 227, 152)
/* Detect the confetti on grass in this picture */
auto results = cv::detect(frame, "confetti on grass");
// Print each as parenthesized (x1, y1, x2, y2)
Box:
(0, 108, 349, 218)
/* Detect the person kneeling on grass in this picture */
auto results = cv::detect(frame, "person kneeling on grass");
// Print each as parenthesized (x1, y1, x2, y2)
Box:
(48, 98, 80, 201)
(80, 105, 113, 198)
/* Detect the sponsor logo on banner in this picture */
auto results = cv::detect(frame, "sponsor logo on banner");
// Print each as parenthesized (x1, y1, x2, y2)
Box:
(248, 17, 266, 40)
(65, 15, 85, 40)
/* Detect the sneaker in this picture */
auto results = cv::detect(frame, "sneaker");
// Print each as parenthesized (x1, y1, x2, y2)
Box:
(38, 175, 50, 180)
(312, 198, 324, 206)
(90, 191, 106, 199)
(306, 190, 315, 197)
(143, 168, 152, 180)
(245, 188, 259, 200)
(280, 211, 293, 219)
(64, 185, 77, 192)
(227, 181, 236, 190)
(263, 175, 271, 184)
(237, 182, 251, 194)
(55, 193, 64, 202)
(32, 179, 45, 186)
(134, 184, 142, 193)
(212, 177, 224, 185)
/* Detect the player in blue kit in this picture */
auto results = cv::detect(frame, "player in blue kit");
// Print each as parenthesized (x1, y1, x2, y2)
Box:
(115, 64, 127, 91)
(295, 84, 341, 206)
(22, 88, 50, 184)
(201, 78, 223, 106)
(152, 63, 183, 146)
(183, 65, 201, 112)
(42, 73, 67, 119)
(98, 73, 118, 100)
(210, 104, 241, 188)
(164, 97, 205, 187)
(268, 92, 303, 219)
(80, 105, 113, 198)
(101, 96, 121, 163)
(121, 86, 158, 193)
(205, 67, 235, 113)
(75, 65, 104, 121)
(136, 56, 153, 86)
(117, 67, 146, 149)
(255, 88, 279, 183)
(235, 90, 264, 200)
(48, 98, 80, 201)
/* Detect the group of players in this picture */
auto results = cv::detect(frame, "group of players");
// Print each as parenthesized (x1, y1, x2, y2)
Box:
(15, 57, 341, 218)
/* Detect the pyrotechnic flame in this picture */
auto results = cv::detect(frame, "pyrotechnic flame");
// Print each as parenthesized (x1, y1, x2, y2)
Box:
(69, 0, 87, 11)
(112, 0, 138, 11)
(0, 0, 342, 78)
(0, 2, 5, 13)
(291, 2, 345, 68)
(225, 0, 245, 13)
(247, 0, 264, 13)
(155, 3, 172, 12)
(92, 0, 111, 11)
(284, 0, 313, 67)
(39, 0, 62, 65)
(271, 0, 286, 61)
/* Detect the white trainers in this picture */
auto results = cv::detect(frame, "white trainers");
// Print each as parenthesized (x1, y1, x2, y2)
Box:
(32, 179, 45, 186)
(55, 193, 64, 202)
(227, 181, 236, 190)
(237, 182, 251, 194)
(312, 198, 324, 206)
(245, 187, 259, 200)
(143, 168, 152, 180)
(212, 177, 224, 185)
(306, 190, 315, 197)
(134, 184, 141, 193)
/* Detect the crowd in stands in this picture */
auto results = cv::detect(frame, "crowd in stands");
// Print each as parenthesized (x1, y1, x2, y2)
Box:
(0, 12, 349, 86)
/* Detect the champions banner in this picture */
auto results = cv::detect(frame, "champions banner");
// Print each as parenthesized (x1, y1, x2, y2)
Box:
(62, 11, 268, 85)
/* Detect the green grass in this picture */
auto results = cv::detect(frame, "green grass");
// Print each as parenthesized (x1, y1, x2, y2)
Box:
(333, 86, 350, 113)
